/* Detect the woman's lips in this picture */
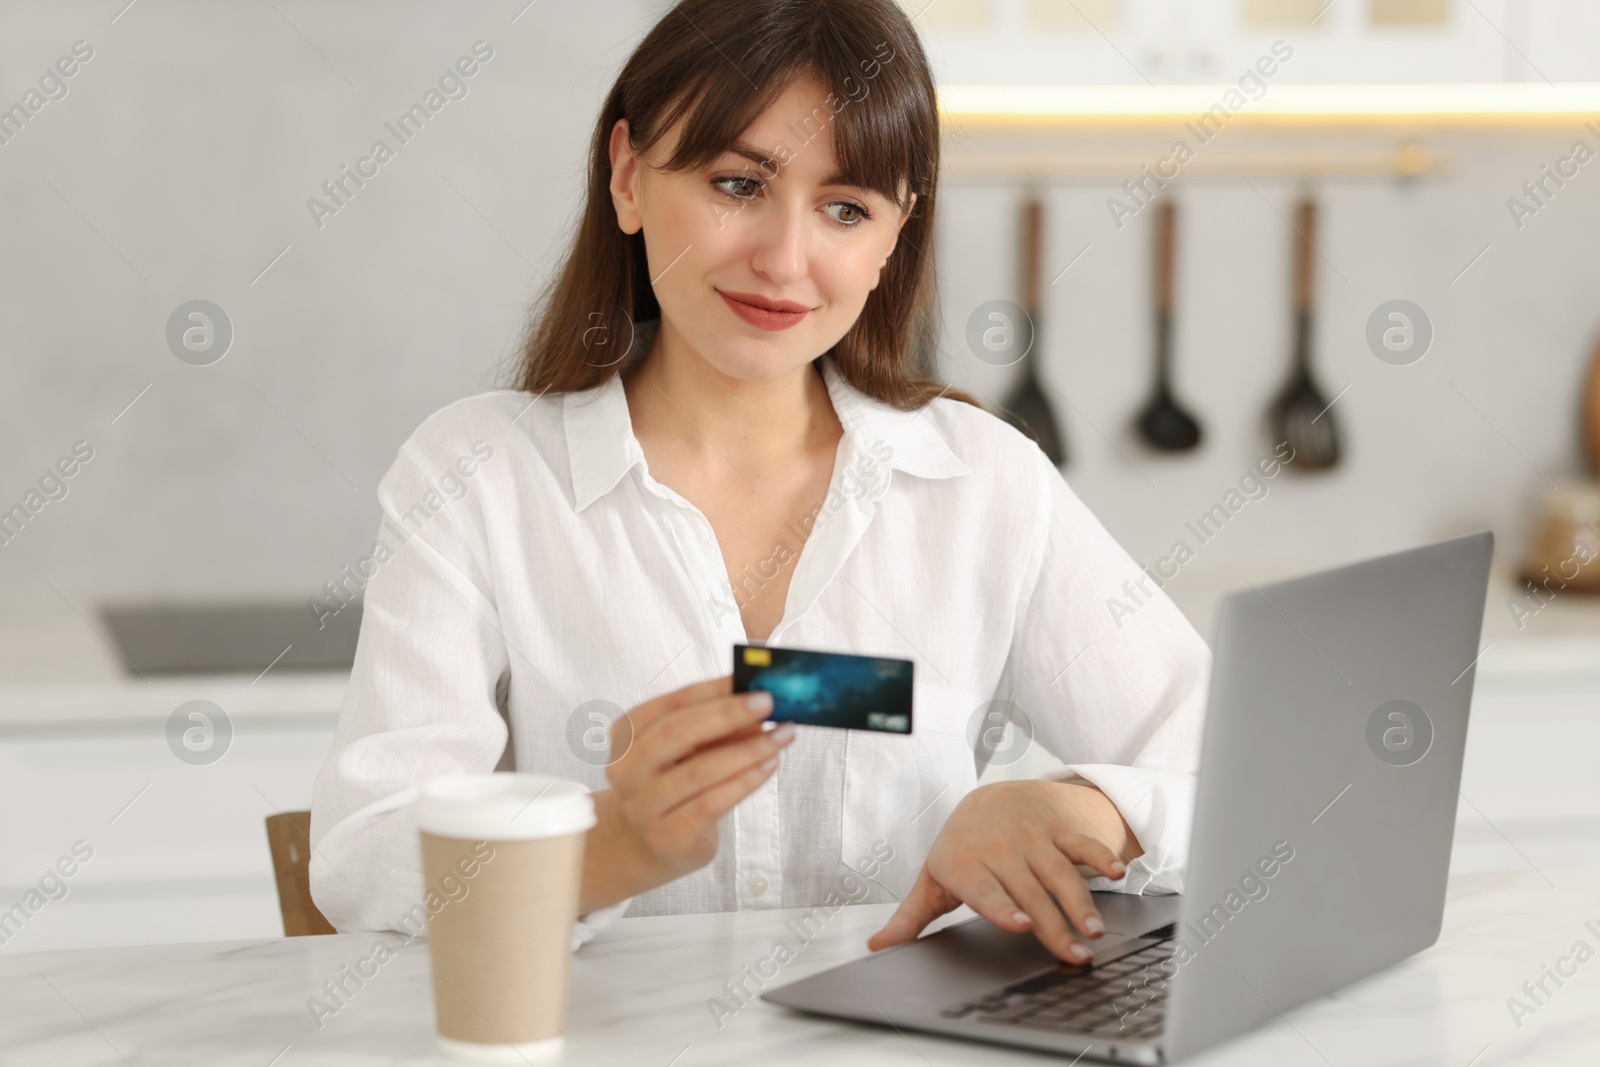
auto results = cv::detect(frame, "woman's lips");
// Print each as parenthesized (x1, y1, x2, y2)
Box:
(718, 290, 810, 331)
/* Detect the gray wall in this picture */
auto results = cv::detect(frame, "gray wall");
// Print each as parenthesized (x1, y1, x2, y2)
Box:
(2, 0, 1596, 613)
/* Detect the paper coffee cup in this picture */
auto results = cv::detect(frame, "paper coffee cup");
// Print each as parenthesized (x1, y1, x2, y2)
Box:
(412, 772, 597, 1063)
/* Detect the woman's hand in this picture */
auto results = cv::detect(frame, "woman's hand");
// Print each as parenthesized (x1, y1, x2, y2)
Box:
(866, 780, 1136, 963)
(590, 674, 795, 902)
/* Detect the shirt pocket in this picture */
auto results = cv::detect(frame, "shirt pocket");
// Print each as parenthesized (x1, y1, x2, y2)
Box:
(840, 675, 981, 903)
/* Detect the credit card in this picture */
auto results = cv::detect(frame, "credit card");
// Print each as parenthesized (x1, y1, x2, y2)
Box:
(732, 643, 914, 734)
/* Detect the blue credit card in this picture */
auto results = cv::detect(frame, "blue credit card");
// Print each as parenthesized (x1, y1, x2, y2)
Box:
(732, 643, 914, 733)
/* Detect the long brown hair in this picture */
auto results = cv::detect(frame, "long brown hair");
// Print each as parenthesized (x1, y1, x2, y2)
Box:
(508, 0, 982, 413)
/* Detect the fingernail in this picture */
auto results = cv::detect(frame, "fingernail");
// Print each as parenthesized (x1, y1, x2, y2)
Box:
(1110, 861, 1126, 875)
(1083, 914, 1104, 936)
(746, 691, 773, 714)
(771, 722, 796, 744)
(1011, 911, 1031, 927)
(1068, 943, 1091, 961)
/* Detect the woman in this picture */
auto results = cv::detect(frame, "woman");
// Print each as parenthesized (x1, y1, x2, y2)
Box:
(310, 0, 1211, 965)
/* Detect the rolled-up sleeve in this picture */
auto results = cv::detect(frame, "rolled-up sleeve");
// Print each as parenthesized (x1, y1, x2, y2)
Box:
(994, 448, 1213, 896)
(309, 429, 632, 952)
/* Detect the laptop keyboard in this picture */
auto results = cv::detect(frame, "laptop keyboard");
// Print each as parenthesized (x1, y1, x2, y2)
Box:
(937, 935, 1176, 1042)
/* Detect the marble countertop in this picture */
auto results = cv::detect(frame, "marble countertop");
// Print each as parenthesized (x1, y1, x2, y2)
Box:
(3, 868, 1598, 1065)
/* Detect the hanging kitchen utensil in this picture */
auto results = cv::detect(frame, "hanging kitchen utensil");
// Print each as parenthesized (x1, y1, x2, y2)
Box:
(1268, 196, 1341, 470)
(1582, 329, 1600, 476)
(1001, 192, 1067, 465)
(1137, 199, 1204, 451)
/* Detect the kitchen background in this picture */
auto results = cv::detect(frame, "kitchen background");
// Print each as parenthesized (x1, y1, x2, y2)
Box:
(2, 0, 1598, 953)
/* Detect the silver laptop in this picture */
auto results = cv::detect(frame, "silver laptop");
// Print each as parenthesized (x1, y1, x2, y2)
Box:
(762, 530, 1494, 1064)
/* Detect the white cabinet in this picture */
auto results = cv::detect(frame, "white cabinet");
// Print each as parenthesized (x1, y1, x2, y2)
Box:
(0, 678, 342, 953)
(1527, 0, 1600, 81)
(917, 0, 1541, 84)
(918, 0, 1190, 85)
(1190, 0, 1521, 84)
(1451, 672, 1600, 874)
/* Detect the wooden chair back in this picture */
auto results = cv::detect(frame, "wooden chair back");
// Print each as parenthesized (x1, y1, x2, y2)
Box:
(264, 811, 337, 936)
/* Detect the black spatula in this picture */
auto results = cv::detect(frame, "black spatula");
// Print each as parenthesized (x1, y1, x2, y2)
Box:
(1137, 200, 1203, 451)
(1269, 197, 1341, 470)
(1001, 193, 1066, 466)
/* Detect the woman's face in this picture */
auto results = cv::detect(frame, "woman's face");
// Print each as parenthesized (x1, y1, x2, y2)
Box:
(609, 72, 916, 384)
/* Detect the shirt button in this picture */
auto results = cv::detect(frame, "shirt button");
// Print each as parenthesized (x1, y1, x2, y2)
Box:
(750, 875, 768, 895)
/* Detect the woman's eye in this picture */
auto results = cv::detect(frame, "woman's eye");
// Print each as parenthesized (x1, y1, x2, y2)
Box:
(827, 201, 872, 228)
(714, 175, 760, 199)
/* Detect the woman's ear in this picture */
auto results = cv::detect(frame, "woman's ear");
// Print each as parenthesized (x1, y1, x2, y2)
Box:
(609, 119, 644, 235)
(902, 191, 918, 223)
(880, 191, 917, 264)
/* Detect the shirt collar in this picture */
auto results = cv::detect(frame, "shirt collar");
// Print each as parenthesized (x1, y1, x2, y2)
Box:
(562, 318, 970, 513)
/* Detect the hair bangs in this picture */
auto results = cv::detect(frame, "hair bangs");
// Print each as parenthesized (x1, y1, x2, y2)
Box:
(651, 64, 795, 175)
(647, 26, 921, 211)
(826, 74, 924, 210)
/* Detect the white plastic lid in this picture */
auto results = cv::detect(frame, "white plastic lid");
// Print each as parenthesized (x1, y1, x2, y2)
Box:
(412, 772, 596, 841)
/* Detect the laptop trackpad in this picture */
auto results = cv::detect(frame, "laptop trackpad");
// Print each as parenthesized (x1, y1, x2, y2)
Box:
(764, 891, 1183, 1017)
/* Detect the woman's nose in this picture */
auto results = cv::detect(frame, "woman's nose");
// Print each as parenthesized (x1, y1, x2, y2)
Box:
(749, 203, 808, 284)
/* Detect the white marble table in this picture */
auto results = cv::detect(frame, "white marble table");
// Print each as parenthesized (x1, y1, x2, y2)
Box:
(3, 868, 1599, 1066)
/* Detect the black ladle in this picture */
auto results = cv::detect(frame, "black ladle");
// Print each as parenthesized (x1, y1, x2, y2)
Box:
(1001, 194, 1067, 466)
(1268, 197, 1341, 470)
(1137, 200, 1203, 451)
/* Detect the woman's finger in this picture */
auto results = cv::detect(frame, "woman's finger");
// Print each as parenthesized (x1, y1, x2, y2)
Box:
(1052, 826, 1130, 881)
(990, 853, 1089, 964)
(634, 690, 774, 778)
(684, 715, 767, 758)
(653, 723, 795, 810)
(866, 863, 962, 951)
(1027, 837, 1106, 945)
(609, 678, 737, 775)
(665, 747, 782, 830)
(942, 860, 1037, 940)
(620, 673, 734, 740)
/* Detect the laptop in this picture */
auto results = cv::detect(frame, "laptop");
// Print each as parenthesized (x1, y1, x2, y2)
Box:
(761, 530, 1494, 1064)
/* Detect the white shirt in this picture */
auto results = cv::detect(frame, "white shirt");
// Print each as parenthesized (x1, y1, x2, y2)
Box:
(309, 318, 1213, 953)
